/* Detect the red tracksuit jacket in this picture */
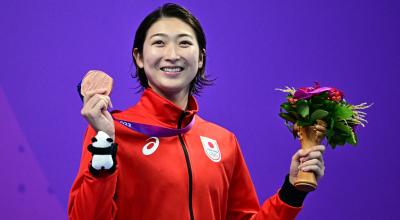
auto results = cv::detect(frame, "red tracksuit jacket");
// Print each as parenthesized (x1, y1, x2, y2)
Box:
(68, 88, 302, 219)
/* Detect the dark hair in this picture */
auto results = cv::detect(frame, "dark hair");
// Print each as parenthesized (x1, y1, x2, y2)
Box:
(132, 3, 213, 95)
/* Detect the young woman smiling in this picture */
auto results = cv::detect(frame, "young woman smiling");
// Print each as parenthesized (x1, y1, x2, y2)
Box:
(68, 3, 326, 220)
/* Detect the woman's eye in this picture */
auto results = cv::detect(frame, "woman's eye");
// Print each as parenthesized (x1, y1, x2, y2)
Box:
(152, 40, 164, 46)
(180, 41, 193, 47)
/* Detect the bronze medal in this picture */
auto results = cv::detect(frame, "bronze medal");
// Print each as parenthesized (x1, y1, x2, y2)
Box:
(81, 70, 113, 97)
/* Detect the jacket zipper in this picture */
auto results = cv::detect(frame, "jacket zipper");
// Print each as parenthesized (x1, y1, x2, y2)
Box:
(178, 112, 194, 220)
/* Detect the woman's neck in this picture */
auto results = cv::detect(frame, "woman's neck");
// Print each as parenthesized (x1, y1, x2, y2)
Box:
(150, 86, 190, 110)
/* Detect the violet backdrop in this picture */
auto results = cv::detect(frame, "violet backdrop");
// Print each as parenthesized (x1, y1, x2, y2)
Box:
(1, 0, 399, 219)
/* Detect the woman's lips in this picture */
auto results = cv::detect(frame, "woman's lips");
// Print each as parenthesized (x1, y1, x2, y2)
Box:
(160, 66, 184, 76)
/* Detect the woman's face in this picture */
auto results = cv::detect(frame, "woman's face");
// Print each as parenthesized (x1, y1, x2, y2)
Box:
(135, 17, 203, 96)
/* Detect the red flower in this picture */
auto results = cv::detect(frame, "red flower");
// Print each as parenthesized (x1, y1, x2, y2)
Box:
(287, 97, 298, 104)
(328, 88, 344, 102)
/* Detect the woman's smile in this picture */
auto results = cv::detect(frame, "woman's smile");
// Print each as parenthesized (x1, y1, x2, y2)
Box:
(160, 66, 185, 76)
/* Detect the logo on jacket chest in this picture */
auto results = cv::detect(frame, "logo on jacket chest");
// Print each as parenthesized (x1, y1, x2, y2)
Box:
(200, 136, 221, 162)
(142, 137, 160, 156)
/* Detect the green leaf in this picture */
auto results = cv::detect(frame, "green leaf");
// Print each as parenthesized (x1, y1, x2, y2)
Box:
(328, 137, 337, 149)
(280, 103, 293, 112)
(333, 122, 356, 147)
(334, 105, 353, 120)
(322, 100, 336, 111)
(326, 128, 334, 138)
(310, 93, 328, 104)
(337, 138, 346, 146)
(346, 131, 357, 145)
(297, 120, 313, 127)
(310, 109, 329, 122)
(331, 134, 346, 146)
(330, 117, 335, 129)
(296, 101, 309, 118)
(311, 104, 324, 109)
(334, 121, 353, 134)
(279, 113, 296, 123)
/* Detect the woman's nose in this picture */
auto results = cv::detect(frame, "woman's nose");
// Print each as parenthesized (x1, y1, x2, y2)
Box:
(164, 44, 180, 62)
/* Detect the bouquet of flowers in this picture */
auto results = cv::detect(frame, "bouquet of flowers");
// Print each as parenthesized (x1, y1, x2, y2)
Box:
(277, 82, 372, 148)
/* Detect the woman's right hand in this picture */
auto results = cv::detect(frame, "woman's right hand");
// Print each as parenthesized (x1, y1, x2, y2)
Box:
(81, 89, 115, 139)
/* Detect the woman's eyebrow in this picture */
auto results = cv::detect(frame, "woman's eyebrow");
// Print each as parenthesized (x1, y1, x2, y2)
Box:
(149, 33, 194, 39)
(176, 33, 194, 39)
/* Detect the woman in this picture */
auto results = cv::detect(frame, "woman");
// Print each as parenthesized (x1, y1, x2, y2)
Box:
(68, 3, 326, 220)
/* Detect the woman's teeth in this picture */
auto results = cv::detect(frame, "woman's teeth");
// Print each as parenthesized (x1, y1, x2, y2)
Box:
(161, 67, 183, 72)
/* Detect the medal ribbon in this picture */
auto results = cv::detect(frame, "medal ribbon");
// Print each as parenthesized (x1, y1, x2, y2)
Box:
(115, 117, 195, 137)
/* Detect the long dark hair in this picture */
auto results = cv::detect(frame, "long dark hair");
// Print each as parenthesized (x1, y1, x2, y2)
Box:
(132, 3, 213, 95)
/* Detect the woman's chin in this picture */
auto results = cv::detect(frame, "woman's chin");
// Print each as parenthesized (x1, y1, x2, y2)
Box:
(151, 83, 190, 96)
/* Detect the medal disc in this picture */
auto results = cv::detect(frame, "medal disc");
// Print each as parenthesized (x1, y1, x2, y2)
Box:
(81, 70, 113, 97)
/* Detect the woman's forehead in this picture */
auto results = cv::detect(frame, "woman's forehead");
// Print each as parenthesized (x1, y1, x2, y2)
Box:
(146, 17, 196, 39)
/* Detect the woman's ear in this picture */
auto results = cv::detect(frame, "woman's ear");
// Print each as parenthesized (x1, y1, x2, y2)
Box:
(198, 49, 205, 69)
(133, 48, 144, 68)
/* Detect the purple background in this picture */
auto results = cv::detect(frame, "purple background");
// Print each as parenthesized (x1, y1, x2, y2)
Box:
(1, 0, 399, 219)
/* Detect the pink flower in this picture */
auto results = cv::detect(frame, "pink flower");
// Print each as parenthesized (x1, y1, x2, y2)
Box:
(293, 82, 332, 100)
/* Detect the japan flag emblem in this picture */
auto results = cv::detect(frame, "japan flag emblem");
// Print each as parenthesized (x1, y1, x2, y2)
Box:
(200, 136, 221, 162)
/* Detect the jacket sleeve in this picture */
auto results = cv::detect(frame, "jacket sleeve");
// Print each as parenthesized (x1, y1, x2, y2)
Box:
(68, 126, 118, 220)
(226, 135, 302, 220)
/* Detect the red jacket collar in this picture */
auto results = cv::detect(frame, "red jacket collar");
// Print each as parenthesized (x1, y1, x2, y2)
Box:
(118, 88, 199, 129)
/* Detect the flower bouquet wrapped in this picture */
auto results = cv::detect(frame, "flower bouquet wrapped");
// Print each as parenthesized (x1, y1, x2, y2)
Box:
(277, 82, 372, 191)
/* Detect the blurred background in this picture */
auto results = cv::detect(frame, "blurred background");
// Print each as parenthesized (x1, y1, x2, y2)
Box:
(1, 0, 399, 219)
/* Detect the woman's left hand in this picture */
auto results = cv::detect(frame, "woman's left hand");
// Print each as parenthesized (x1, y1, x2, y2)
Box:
(289, 145, 326, 185)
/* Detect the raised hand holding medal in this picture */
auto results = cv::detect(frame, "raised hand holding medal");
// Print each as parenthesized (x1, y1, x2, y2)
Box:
(80, 70, 115, 139)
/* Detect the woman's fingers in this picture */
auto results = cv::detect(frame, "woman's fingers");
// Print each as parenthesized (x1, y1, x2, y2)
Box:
(304, 145, 326, 154)
(93, 97, 109, 113)
(83, 88, 107, 104)
(295, 145, 326, 162)
(301, 151, 323, 162)
(301, 164, 325, 178)
(84, 94, 111, 111)
(299, 158, 323, 169)
(289, 145, 326, 183)
(96, 96, 111, 110)
(299, 158, 325, 180)
(104, 108, 114, 122)
(108, 98, 113, 109)
(297, 145, 326, 180)
(81, 94, 112, 119)
(292, 149, 303, 162)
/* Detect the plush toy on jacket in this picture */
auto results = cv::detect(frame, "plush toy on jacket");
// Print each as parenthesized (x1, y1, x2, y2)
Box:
(87, 131, 118, 175)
